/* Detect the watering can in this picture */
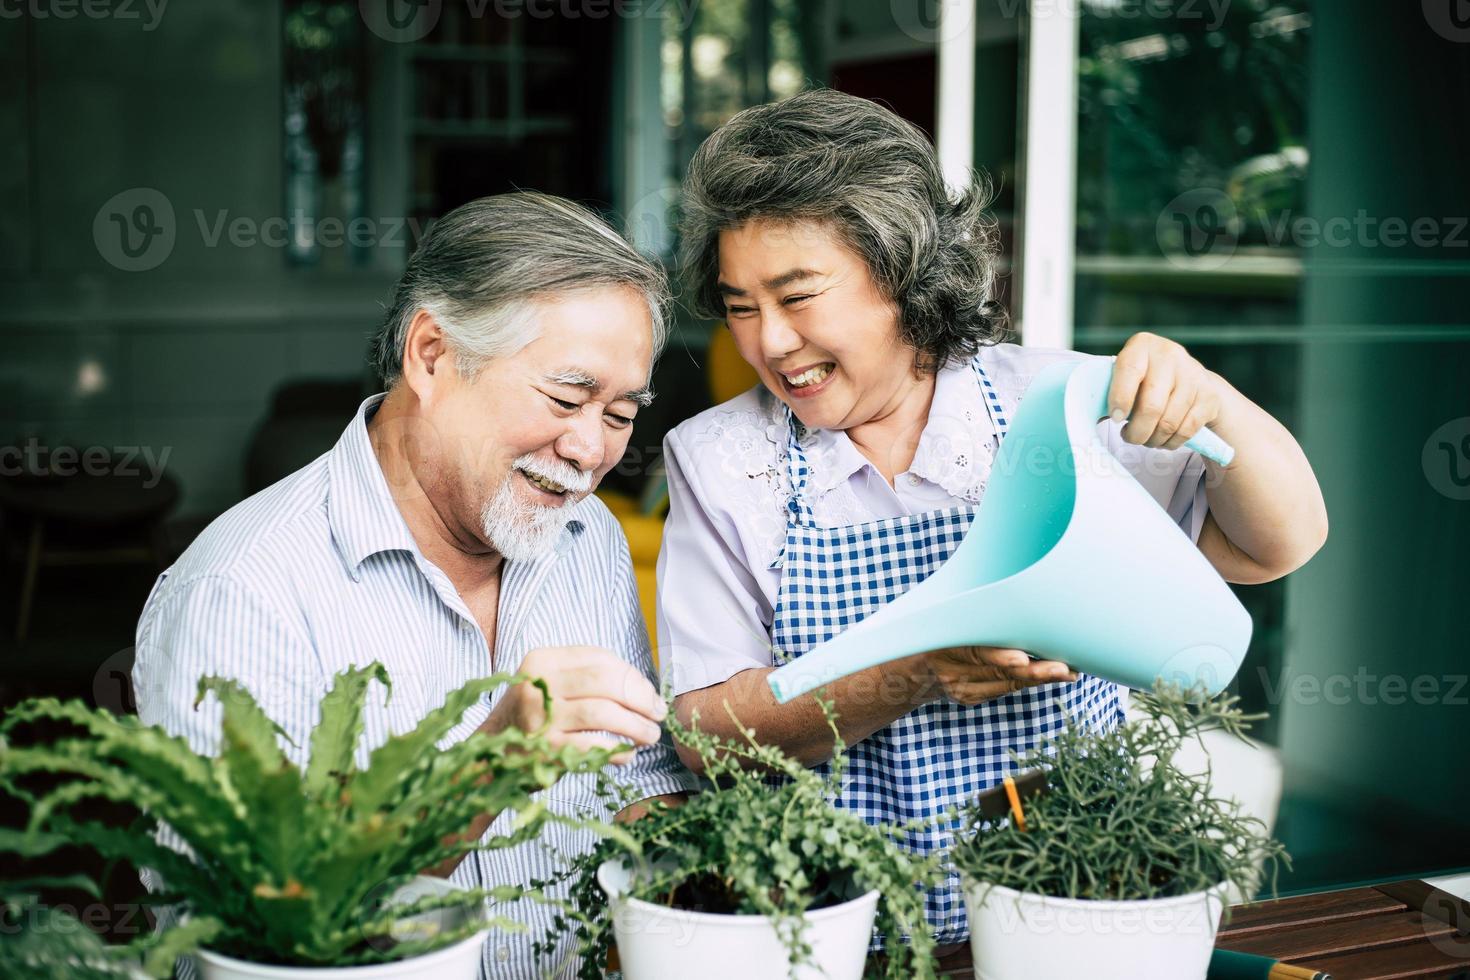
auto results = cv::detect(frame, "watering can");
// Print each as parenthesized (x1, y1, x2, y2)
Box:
(766, 357, 1251, 704)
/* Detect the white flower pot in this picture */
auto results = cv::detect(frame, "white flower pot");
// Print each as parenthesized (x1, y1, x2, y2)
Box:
(597, 859, 879, 980)
(962, 877, 1227, 980)
(194, 877, 488, 980)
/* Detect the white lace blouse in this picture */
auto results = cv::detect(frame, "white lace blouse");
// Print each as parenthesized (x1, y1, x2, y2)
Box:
(656, 343, 1211, 696)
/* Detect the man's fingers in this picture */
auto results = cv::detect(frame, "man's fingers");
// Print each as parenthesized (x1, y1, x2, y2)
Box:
(559, 731, 638, 765)
(559, 697, 663, 747)
(523, 646, 667, 721)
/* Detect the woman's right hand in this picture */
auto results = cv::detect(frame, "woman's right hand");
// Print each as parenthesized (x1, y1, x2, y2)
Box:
(918, 646, 1078, 706)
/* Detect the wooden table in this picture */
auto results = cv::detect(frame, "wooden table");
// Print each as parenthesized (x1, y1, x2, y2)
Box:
(928, 879, 1470, 978)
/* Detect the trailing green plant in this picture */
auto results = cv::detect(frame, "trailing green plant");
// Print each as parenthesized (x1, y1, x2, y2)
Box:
(541, 696, 939, 980)
(953, 681, 1289, 903)
(0, 663, 619, 969)
(0, 827, 218, 979)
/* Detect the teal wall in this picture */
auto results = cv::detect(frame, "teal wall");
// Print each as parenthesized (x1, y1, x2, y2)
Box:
(0, 4, 398, 515)
(1281, 0, 1470, 881)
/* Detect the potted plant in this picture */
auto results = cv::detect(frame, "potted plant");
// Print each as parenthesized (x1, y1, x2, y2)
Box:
(1, 827, 217, 979)
(0, 662, 616, 979)
(542, 698, 938, 980)
(952, 682, 1288, 980)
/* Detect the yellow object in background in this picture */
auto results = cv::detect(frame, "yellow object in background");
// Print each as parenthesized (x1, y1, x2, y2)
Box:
(601, 325, 758, 670)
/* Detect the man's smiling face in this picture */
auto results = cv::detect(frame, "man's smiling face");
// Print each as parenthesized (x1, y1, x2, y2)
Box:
(427, 285, 654, 560)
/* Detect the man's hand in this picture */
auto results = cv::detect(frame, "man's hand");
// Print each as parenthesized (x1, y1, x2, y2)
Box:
(483, 645, 667, 764)
(918, 646, 1077, 706)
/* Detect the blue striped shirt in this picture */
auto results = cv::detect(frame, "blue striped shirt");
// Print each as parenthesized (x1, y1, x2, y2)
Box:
(132, 394, 696, 978)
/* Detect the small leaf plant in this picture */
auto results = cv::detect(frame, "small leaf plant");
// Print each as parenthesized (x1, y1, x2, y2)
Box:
(953, 681, 1289, 905)
(542, 695, 939, 980)
(0, 662, 620, 969)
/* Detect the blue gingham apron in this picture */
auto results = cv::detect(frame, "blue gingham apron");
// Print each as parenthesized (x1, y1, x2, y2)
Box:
(767, 354, 1123, 946)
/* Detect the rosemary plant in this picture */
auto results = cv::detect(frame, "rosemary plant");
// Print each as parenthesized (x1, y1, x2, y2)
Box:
(0, 663, 617, 969)
(544, 697, 938, 980)
(953, 682, 1288, 903)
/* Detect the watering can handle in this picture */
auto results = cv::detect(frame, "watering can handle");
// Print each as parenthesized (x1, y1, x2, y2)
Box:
(1096, 360, 1236, 467)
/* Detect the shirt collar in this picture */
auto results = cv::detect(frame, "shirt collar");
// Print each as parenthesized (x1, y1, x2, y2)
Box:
(907, 357, 1001, 492)
(327, 395, 421, 580)
(326, 394, 585, 582)
(801, 358, 997, 497)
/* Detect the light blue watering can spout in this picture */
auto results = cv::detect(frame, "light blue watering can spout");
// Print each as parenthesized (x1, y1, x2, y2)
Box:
(766, 358, 1251, 704)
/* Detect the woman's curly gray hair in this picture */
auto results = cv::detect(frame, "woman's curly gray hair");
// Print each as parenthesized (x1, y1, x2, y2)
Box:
(678, 88, 1007, 373)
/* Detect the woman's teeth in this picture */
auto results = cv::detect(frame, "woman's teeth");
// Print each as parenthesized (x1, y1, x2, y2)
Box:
(521, 470, 568, 494)
(786, 364, 834, 388)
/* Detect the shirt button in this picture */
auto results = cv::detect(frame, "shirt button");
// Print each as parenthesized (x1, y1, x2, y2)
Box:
(495, 946, 510, 962)
(460, 619, 475, 633)
(907, 474, 921, 487)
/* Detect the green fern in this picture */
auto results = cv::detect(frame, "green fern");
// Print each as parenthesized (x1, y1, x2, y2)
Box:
(0, 662, 618, 969)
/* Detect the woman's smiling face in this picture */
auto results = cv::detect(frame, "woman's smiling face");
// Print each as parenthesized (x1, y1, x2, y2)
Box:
(716, 219, 915, 432)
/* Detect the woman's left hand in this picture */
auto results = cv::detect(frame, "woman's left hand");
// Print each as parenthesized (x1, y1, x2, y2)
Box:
(1106, 332, 1230, 451)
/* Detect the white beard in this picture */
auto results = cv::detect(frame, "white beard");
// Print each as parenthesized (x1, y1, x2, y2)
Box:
(479, 455, 589, 562)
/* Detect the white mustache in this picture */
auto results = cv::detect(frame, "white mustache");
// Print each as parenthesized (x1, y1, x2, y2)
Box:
(514, 454, 593, 494)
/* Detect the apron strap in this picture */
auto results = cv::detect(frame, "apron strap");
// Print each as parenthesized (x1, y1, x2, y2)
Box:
(971, 349, 1010, 442)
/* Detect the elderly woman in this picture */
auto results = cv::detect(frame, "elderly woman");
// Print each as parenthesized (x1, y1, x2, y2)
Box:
(657, 89, 1327, 946)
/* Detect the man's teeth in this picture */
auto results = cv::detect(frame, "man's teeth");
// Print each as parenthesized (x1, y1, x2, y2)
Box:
(522, 470, 568, 494)
(786, 364, 833, 388)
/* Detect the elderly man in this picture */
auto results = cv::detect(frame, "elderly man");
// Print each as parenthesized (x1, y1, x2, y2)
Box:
(132, 192, 695, 978)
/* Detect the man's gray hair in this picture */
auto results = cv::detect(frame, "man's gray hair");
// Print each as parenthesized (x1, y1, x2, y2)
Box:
(678, 88, 1006, 373)
(372, 191, 669, 387)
